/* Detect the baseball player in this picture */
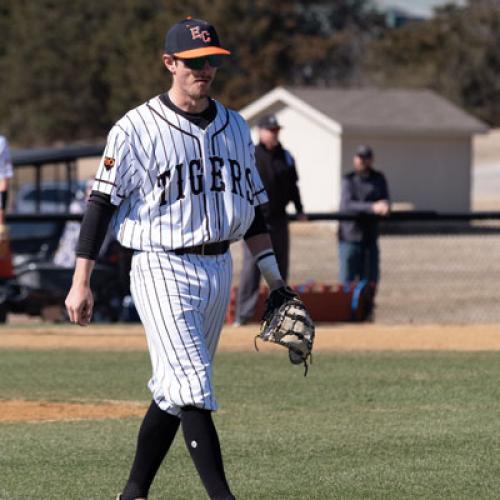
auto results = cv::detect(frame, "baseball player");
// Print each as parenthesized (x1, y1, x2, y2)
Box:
(65, 17, 295, 500)
(0, 135, 13, 237)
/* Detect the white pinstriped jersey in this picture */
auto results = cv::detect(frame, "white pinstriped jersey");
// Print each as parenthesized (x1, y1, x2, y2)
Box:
(93, 96, 267, 251)
(0, 136, 13, 179)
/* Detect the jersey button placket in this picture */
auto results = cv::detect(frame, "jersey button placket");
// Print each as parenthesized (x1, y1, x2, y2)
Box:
(201, 135, 212, 242)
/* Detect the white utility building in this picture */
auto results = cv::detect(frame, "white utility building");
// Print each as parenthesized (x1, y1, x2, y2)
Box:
(240, 87, 487, 213)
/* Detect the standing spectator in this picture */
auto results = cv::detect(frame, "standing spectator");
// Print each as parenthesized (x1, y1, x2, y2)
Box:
(0, 135, 14, 237)
(234, 114, 307, 325)
(338, 145, 390, 292)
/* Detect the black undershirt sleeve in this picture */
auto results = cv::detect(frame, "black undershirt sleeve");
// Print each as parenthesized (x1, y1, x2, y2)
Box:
(244, 205, 267, 240)
(76, 191, 117, 260)
(0, 190, 8, 210)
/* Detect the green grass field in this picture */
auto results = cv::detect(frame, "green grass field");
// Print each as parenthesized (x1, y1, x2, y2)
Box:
(2, 349, 500, 499)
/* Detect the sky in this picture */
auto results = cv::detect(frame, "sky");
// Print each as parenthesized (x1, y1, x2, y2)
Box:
(374, 0, 467, 17)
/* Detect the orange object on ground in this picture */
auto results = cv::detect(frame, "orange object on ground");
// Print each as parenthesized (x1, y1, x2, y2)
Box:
(225, 283, 355, 324)
(0, 236, 14, 279)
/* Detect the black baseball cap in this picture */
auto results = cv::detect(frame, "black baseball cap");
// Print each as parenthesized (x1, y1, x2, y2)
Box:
(257, 114, 281, 130)
(355, 145, 373, 159)
(164, 17, 231, 59)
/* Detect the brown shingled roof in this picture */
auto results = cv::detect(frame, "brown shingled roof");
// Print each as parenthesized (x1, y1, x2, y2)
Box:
(286, 87, 487, 134)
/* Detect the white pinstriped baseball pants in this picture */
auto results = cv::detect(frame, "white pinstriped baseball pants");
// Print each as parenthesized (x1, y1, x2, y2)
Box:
(130, 250, 232, 416)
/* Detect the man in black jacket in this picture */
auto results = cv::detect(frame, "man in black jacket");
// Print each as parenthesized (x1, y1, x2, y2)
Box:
(338, 145, 390, 290)
(234, 114, 307, 325)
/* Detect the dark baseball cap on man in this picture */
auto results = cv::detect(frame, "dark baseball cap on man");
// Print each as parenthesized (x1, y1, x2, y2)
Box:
(355, 145, 373, 158)
(257, 114, 281, 129)
(164, 17, 231, 58)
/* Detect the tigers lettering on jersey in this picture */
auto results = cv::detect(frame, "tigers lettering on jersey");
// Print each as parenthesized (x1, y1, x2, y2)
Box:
(93, 96, 267, 252)
(156, 157, 255, 206)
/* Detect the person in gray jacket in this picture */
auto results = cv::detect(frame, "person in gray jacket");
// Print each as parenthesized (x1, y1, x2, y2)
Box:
(338, 145, 390, 290)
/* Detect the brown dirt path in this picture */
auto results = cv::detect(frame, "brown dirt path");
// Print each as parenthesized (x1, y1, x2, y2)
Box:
(0, 400, 147, 423)
(1, 323, 500, 351)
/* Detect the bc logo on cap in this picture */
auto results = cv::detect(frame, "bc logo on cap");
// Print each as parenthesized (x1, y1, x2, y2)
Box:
(189, 26, 211, 43)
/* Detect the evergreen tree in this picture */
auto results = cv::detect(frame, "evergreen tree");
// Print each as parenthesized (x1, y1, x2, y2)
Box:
(364, 0, 500, 125)
(0, 0, 388, 144)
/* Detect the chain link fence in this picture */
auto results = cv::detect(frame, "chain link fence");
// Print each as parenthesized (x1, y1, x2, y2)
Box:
(376, 227, 500, 324)
(231, 214, 500, 325)
(6, 211, 500, 325)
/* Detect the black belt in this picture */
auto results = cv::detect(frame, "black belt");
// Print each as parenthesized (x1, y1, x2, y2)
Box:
(174, 241, 230, 256)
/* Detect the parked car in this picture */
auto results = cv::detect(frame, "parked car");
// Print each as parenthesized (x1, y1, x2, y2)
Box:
(9, 181, 87, 261)
(13, 180, 87, 214)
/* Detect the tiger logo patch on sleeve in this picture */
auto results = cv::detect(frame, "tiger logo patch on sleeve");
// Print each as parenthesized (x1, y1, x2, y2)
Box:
(103, 157, 115, 170)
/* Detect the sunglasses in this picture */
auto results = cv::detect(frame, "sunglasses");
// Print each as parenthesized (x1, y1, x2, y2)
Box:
(175, 55, 224, 70)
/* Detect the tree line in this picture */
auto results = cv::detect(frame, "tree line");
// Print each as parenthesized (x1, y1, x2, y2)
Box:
(0, 0, 498, 146)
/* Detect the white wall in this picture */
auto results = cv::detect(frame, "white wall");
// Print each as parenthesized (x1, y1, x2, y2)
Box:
(341, 135, 472, 212)
(250, 108, 341, 213)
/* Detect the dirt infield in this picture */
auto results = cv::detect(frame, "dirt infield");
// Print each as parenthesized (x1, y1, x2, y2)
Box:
(2, 322, 500, 423)
(0, 400, 148, 423)
(2, 322, 500, 351)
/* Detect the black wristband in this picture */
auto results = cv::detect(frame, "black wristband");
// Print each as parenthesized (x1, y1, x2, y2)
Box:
(0, 190, 8, 210)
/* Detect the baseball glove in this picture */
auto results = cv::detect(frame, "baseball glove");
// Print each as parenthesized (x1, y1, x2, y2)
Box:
(255, 286, 315, 376)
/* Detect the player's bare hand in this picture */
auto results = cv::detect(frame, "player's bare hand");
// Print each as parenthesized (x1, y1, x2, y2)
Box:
(65, 284, 94, 326)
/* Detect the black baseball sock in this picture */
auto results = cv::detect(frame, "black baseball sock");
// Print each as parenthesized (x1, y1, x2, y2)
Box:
(121, 400, 180, 500)
(181, 406, 235, 500)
